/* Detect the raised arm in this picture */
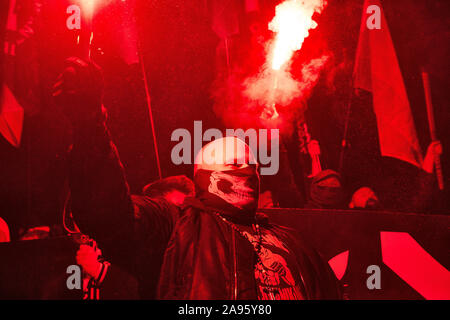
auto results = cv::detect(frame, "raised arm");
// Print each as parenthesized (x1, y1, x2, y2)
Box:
(54, 57, 134, 251)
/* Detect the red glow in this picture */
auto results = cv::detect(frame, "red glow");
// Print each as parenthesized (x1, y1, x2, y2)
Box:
(328, 250, 349, 281)
(256, 0, 328, 122)
(381, 232, 450, 300)
(79, 0, 97, 19)
(269, 0, 326, 71)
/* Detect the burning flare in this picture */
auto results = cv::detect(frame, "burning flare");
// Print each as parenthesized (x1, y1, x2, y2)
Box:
(269, 0, 326, 71)
(80, 0, 97, 20)
(211, 0, 329, 130)
(257, 0, 327, 121)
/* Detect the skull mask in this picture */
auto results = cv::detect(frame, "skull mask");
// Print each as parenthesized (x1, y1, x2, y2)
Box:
(194, 137, 260, 213)
(208, 170, 257, 210)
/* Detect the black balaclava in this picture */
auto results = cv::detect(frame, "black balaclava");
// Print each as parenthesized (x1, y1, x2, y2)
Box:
(308, 169, 345, 209)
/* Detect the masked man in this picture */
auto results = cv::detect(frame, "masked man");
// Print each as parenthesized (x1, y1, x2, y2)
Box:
(58, 57, 340, 299)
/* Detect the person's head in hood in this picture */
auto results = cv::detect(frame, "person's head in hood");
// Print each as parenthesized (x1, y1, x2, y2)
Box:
(308, 169, 345, 209)
(193, 137, 260, 221)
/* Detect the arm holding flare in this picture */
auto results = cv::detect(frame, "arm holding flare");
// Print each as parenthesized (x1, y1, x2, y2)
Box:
(55, 58, 177, 269)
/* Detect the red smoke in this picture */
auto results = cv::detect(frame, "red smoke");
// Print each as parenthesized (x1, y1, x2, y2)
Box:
(211, 0, 330, 133)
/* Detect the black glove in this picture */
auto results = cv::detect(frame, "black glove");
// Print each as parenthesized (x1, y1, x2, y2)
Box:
(52, 57, 105, 127)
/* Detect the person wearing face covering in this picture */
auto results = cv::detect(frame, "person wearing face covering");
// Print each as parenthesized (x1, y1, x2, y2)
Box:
(59, 57, 341, 300)
(306, 169, 346, 209)
(158, 138, 341, 299)
(303, 139, 346, 209)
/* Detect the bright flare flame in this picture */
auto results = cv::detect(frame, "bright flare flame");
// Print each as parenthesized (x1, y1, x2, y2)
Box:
(80, 0, 97, 20)
(269, 0, 326, 70)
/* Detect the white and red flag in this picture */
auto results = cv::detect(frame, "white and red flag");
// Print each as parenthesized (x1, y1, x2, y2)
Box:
(354, 0, 423, 168)
(1, 0, 23, 148)
(0, 84, 24, 148)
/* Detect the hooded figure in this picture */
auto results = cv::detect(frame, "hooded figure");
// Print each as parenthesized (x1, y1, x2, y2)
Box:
(307, 169, 345, 209)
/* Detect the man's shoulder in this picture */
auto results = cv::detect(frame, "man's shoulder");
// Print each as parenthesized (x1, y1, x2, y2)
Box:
(131, 194, 181, 222)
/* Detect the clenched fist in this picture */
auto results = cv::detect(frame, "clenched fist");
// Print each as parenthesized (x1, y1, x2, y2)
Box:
(52, 57, 104, 126)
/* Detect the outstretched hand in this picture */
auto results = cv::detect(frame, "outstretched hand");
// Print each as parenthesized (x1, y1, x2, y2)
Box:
(307, 139, 321, 158)
(422, 141, 443, 173)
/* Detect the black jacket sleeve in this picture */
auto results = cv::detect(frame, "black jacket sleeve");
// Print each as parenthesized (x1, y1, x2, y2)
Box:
(68, 122, 134, 255)
(131, 195, 181, 299)
(68, 121, 181, 298)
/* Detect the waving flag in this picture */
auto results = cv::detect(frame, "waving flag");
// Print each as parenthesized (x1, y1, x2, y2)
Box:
(1, 0, 23, 148)
(0, 84, 24, 148)
(354, 0, 423, 168)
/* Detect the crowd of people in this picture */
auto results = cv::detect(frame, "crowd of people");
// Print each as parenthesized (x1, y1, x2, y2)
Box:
(258, 135, 442, 212)
(0, 57, 443, 300)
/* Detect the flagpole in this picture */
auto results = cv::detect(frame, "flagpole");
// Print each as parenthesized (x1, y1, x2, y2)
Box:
(224, 37, 231, 76)
(338, 75, 355, 174)
(421, 69, 444, 190)
(137, 31, 162, 180)
(339, 0, 367, 174)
